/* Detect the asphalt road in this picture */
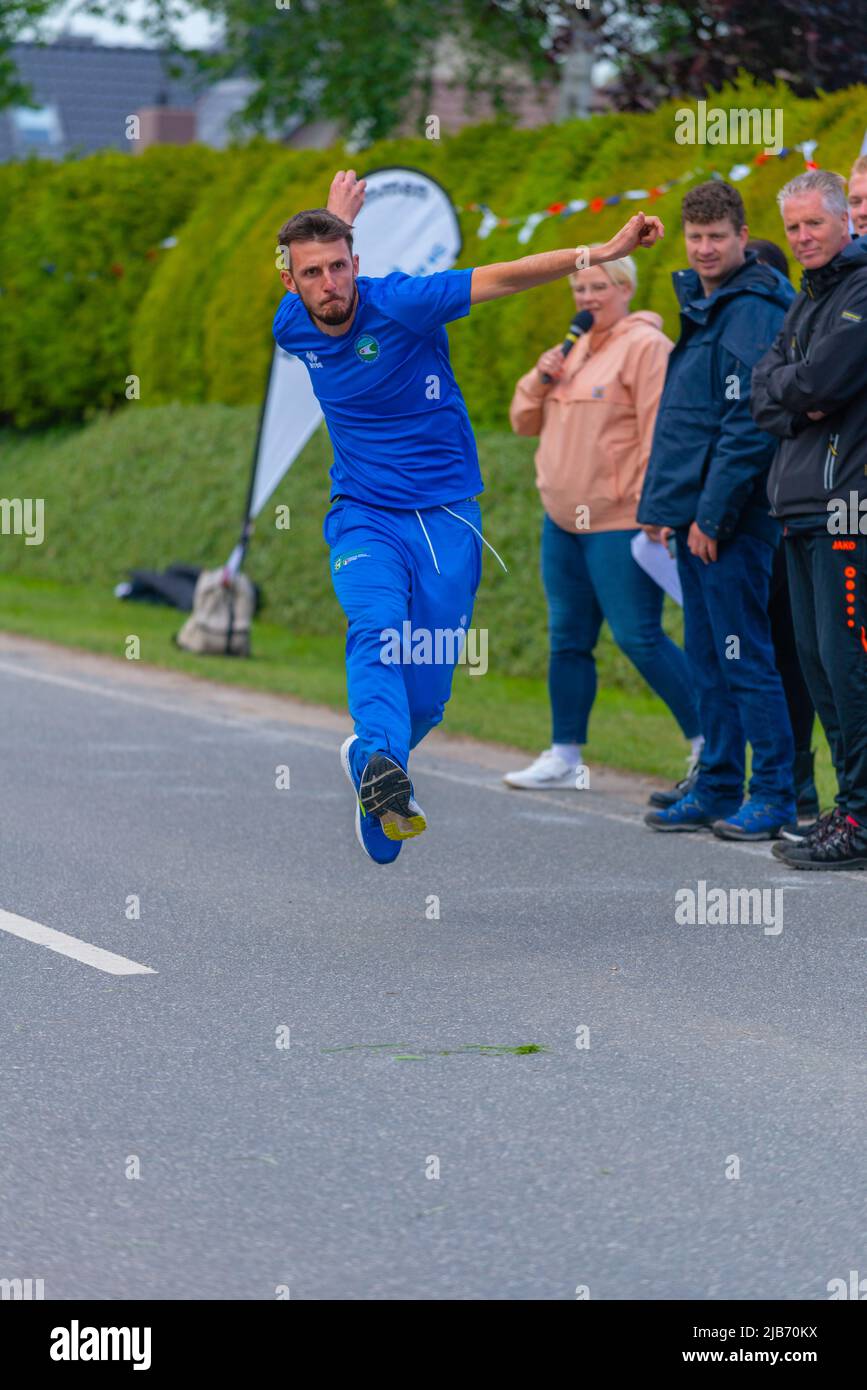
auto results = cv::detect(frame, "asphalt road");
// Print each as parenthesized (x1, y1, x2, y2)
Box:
(0, 635, 864, 1301)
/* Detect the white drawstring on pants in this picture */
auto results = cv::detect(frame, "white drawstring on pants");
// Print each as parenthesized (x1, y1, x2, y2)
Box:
(439, 505, 509, 573)
(415, 505, 509, 577)
(414, 509, 441, 574)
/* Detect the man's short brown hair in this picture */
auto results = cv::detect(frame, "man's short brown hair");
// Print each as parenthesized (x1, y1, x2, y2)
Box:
(681, 181, 746, 232)
(276, 208, 354, 270)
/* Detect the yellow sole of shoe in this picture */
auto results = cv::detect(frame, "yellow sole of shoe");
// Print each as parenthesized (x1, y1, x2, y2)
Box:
(381, 811, 427, 841)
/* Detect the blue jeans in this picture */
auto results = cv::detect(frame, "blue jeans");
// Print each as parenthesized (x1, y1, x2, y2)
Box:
(675, 528, 795, 813)
(542, 516, 700, 745)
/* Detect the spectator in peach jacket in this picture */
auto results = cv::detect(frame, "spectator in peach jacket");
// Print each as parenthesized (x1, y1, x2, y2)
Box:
(504, 254, 702, 792)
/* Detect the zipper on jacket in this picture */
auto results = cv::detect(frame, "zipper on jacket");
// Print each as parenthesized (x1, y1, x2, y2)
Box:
(824, 431, 840, 493)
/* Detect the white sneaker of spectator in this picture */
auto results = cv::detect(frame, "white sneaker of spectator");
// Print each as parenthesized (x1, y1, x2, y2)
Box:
(503, 747, 582, 790)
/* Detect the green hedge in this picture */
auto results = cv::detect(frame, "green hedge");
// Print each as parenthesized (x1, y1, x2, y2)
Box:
(0, 146, 221, 427)
(0, 78, 863, 428)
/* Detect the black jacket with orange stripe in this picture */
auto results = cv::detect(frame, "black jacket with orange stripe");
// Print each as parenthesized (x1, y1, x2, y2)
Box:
(751, 238, 867, 521)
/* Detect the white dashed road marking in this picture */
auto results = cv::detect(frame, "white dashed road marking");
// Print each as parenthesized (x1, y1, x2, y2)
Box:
(0, 908, 156, 975)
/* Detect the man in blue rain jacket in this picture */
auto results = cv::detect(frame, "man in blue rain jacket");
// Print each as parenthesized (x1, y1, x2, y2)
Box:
(639, 181, 797, 840)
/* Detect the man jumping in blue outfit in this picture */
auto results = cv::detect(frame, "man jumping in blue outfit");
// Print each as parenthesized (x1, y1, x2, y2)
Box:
(273, 170, 664, 863)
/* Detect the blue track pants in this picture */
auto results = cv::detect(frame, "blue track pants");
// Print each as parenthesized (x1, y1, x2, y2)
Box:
(324, 496, 486, 774)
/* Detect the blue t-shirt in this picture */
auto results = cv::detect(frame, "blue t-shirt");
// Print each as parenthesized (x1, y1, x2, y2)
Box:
(272, 268, 483, 508)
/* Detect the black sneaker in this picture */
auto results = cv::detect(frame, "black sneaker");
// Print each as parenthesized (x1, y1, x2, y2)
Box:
(773, 806, 844, 853)
(778, 815, 867, 870)
(648, 761, 701, 808)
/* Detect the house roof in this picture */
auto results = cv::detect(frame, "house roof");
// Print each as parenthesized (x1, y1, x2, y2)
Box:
(0, 38, 199, 162)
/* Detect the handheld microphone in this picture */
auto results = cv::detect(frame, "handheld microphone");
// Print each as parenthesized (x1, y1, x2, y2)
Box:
(540, 309, 594, 383)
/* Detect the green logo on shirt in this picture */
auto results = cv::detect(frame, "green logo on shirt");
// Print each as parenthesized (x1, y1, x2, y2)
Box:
(354, 333, 380, 363)
(334, 550, 370, 572)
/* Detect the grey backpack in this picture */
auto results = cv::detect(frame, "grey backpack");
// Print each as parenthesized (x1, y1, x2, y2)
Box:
(175, 568, 256, 656)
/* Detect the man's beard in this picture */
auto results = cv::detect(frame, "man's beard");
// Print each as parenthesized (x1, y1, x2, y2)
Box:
(310, 284, 358, 327)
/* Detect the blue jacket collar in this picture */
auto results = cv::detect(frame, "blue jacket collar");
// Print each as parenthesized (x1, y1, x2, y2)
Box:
(672, 251, 792, 321)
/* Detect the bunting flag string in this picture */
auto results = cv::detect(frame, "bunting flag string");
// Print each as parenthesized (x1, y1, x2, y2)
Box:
(460, 140, 820, 242)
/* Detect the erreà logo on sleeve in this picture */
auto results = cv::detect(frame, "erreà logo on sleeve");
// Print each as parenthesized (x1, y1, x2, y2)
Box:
(50, 1321, 152, 1371)
(354, 333, 380, 363)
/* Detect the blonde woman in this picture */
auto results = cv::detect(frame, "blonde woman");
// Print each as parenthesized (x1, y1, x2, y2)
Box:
(504, 253, 702, 790)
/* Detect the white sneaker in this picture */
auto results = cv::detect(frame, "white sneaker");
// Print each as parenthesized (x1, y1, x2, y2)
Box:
(503, 748, 580, 790)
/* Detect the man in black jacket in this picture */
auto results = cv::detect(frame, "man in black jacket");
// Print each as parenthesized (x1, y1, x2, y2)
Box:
(752, 169, 867, 869)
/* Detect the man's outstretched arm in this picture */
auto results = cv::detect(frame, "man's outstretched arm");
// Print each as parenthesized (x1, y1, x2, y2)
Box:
(469, 212, 664, 304)
(324, 171, 664, 305)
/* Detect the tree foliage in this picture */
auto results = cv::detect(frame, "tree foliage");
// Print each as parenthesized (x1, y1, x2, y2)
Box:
(104, 0, 867, 140)
(606, 1, 867, 110)
(73, 0, 605, 141)
(0, 0, 55, 108)
(3, 1, 866, 134)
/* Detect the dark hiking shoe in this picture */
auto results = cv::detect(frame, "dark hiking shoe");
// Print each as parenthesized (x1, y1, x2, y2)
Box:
(773, 806, 845, 855)
(778, 815, 867, 871)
